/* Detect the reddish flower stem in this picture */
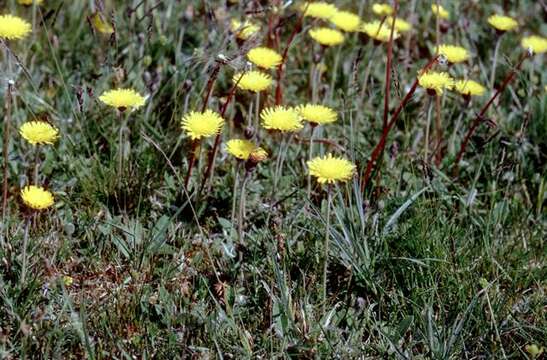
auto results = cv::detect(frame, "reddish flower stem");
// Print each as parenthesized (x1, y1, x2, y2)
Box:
(275, 6, 307, 105)
(201, 63, 221, 113)
(361, 55, 439, 192)
(453, 52, 529, 169)
(198, 73, 244, 194)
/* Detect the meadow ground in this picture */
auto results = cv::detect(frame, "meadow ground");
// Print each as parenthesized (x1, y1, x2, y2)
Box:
(0, 0, 546, 358)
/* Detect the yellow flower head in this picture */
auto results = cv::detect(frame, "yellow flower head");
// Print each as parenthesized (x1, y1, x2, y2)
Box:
(372, 3, 394, 16)
(91, 13, 114, 35)
(233, 71, 272, 92)
(99, 88, 146, 111)
(431, 4, 449, 19)
(454, 79, 486, 97)
(18, 0, 44, 5)
(20, 185, 54, 210)
(260, 106, 303, 132)
(387, 17, 412, 33)
(330, 10, 361, 32)
(226, 139, 257, 160)
(19, 121, 59, 145)
(418, 71, 454, 95)
(438, 44, 470, 64)
(361, 21, 400, 42)
(0, 15, 31, 40)
(297, 104, 337, 125)
(307, 153, 356, 184)
(487, 14, 518, 32)
(301, 2, 338, 20)
(521, 35, 547, 54)
(181, 110, 224, 140)
(230, 19, 260, 40)
(309, 27, 345, 46)
(247, 47, 282, 69)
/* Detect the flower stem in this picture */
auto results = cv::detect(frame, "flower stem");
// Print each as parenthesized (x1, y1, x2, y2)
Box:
(33, 146, 40, 185)
(2, 81, 13, 220)
(255, 91, 260, 134)
(307, 125, 316, 199)
(383, 1, 398, 132)
(198, 72, 242, 194)
(328, 46, 341, 103)
(275, 7, 306, 105)
(184, 140, 199, 190)
(361, 55, 440, 191)
(322, 186, 332, 314)
(424, 96, 434, 162)
(238, 171, 250, 243)
(490, 36, 502, 90)
(231, 162, 241, 225)
(454, 52, 529, 170)
(20, 217, 31, 285)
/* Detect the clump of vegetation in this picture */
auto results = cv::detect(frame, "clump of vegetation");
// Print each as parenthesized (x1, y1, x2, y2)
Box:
(0, 1, 545, 358)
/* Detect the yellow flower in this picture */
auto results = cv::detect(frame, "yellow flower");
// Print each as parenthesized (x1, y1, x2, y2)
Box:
(431, 4, 449, 19)
(438, 44, 470, 64)
(454, 79, 486, 97)
(297, 104, 337, 125)
(307, 153, 356, 184)
(233, 71, 272, 92)
(301, 2, 338, 20)
(372, 3, 394, 16)
(487, 14, 518, 32)
(226, 139, 257, 160)
(181, 110, 224, 140)
(230, 19, 259, 40)
(91, 13, 114, 35)
(20, 185, 54, 210)
(99, 88, 146, 111)
(309, 27, 345, 46)
(330, 10, 361, 32)
(18, 0, 44, 5)
(521, 35, 547, 54)
(260, 106, 303, 132)
(418, 71, 454, 95)
(361, 21, 400, 42)
(386, 17, 412, 33)
(19, 121, 59, 145)
(247, 47, 282, 69)
(0, 15, 31, 40)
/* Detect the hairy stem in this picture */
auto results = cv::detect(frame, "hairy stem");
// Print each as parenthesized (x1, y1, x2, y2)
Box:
(489, 36, 502, 90)
(454, 52, 529, 169)
(2, 82, 13, 220)
(231, 162, 241, 225)
(184, 140, 199, 190)
(383, 1, 398, 131)
(307, 125, 316, 199)
(424, 96, 434, 162)
(199, 70, 243, 194)
(322, 186, 332, 314)
(275, 7, 306, 105)
(361, 56, 440, 191)
(238, 171, 250, 242)
(20, 217, 31, 285)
